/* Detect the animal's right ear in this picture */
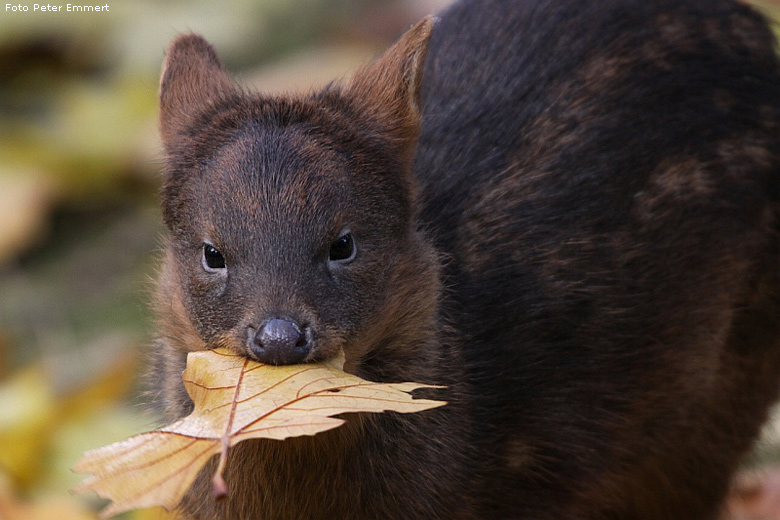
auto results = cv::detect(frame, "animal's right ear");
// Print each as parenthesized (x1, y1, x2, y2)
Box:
(159, 34, 234, 152)
(345, 17, 435, 165)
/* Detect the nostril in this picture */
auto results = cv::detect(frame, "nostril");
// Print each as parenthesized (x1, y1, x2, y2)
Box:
(251, 318, 310, 365)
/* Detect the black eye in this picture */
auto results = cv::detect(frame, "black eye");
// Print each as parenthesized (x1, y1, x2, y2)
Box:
(203, 244, 226, 271)
(329, 232, 356, 263)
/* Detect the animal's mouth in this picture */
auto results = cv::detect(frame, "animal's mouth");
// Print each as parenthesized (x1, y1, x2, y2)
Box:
(213, 319, 355, 371)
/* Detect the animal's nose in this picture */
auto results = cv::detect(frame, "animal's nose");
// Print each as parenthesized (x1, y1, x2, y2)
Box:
(250, 318, 310, 365)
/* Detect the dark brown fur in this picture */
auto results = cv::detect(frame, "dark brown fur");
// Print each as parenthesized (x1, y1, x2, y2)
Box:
(152, 0, 780, 518)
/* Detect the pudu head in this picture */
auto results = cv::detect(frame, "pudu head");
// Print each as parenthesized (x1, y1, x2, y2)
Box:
(156, 19, 441, 373)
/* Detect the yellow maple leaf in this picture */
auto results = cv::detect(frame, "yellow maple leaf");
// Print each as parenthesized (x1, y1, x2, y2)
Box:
(74, 348, 446, 518)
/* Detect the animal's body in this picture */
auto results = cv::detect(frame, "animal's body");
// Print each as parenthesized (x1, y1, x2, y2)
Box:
(152, 0, 780, 518)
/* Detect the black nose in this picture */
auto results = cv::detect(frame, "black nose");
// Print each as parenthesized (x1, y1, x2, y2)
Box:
(250, 319, 310, 365)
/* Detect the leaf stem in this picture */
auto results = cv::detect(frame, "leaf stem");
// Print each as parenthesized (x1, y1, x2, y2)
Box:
(211, 357, 249, 500)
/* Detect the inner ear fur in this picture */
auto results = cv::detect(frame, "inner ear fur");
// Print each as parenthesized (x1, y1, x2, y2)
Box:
(347, 16, 435, 161)
(159, 34, 235, 152)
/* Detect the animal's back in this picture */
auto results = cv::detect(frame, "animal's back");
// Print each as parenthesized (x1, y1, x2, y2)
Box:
(415, 0, 780, 516)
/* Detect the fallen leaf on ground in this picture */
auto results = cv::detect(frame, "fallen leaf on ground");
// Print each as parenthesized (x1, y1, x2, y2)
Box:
(0, 170, 53, 267)
(722, 468, 780, 520)
(74, 348, 446, 518)
(0, 366, 55, 489)
(0, 347, 139, 493)
(0, 471, 96, 520)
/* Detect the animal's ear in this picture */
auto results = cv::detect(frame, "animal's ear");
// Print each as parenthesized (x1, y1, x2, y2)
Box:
(159, 34, 234, 152)
(346, 16, 435, 162)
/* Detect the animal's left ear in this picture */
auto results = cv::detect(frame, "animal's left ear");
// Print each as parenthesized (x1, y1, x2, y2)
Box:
(346, 16, 435, 162)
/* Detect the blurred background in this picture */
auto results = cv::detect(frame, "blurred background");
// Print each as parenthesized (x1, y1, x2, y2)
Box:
(0, 1, 778, 519)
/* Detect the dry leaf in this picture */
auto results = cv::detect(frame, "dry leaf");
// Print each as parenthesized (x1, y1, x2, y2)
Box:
(0, 471, 97, 520)
(722, 469, 780, 520)
(74, 348, 446, 518)
(0, 367, 56, 490)
(0, 170, 53, 267)
(0, 348, 139, 493)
